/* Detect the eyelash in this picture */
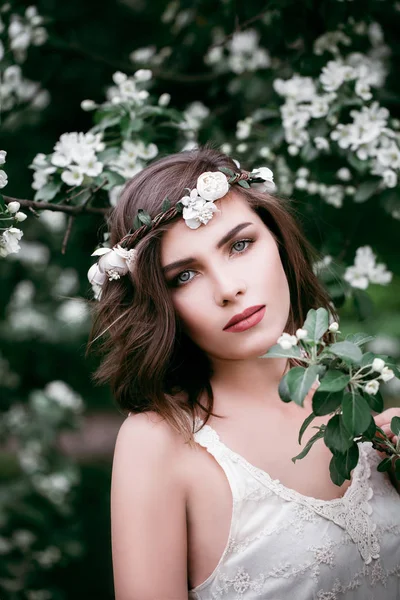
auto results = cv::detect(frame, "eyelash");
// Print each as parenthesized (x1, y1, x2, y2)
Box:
(170, 238, 255, 288)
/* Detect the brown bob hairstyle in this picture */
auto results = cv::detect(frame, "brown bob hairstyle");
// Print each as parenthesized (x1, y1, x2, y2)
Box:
(88, 145, 338, 448)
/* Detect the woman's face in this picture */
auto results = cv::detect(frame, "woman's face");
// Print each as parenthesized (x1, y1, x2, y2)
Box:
(160, 192, 291, 361)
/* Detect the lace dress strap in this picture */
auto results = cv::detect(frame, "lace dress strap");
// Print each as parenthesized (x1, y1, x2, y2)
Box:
(193, 417, 381, 565)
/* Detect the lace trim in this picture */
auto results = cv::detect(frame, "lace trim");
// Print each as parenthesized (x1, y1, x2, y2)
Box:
(193, 417, 380, 565)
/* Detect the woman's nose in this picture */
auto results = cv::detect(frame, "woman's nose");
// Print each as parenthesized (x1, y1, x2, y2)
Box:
(213, 272, 247, 306)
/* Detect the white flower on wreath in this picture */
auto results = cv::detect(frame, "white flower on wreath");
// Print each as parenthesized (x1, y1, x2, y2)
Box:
(250, 167, 275, 192)
(182, 199, 220, 229)
(87, 244, 138, 286)
(196, 171, 229, 202)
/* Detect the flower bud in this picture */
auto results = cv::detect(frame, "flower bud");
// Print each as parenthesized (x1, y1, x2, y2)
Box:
(380, 367, 394, 382)
(81, 99, 97, 111)
(372, 358, 385, 373)
(158, 93, 171, 107)
(7, 201, 20, 214)
(14, 211, 27, 222)
(0, 150, 6, 165)
(328, 322, 339, 333)
(364, 379, 380, 395)
(296, 328, 308, 340)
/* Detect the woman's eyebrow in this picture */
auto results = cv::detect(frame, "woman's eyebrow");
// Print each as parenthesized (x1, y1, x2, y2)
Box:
(162, 221, 254, 275)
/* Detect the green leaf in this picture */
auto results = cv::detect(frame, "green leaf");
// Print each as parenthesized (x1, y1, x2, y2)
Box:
(364, 390, 384, 413)
(363, 415, 377, 439)
(161, 197, 171, 212)
(303, 308, 329, 342)
(391, 416, 400, 437)
(377, 457, 392, 472)
(133, 215, 142, 230)
(324, 414, 354, 453)
(292, 429, 325, 463)
(329, 444, 359, 483)
(260, 344, 302, 360)
(238, 179, 250, 188)
(218, 167, 235, 177)
(312, 390, 343, 416)
(354, 180, 380, 203)
(318, 369, 350, 392)
(278, 374, 292, 403)
(346, 333, 375, 347)
(137, 209, 152, 226)
(298, 412, 316, 445)
(328, 341, 362, 364)
(341, 392, 371, 436)
(0, 193, 5, 211)
(286, 365, 321, 406)
(329, 455, 346, 486)
(34, 180, 62, 202)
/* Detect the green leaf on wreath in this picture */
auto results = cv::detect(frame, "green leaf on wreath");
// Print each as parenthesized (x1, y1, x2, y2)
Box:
(341, 392, 371, 436)
(218, 167, 235, 177)
(238, 179, 250, 188)
(161, 197, 171, 212)
(137, 209, 152, 226)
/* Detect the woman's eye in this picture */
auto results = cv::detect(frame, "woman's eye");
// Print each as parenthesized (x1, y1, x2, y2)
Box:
(232, 239, 253, 253)
(176, 270, 195, 285)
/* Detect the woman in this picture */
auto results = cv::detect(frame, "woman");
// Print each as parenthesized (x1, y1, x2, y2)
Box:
(88, 146, 400, 599)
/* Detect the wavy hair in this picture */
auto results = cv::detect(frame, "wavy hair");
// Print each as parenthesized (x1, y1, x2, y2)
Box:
(87, 144, 338, 448)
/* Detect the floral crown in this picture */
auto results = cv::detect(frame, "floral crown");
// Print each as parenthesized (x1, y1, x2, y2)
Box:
(87, 163, 275, 299)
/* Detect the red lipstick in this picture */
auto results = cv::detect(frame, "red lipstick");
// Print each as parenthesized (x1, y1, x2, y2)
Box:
(223, 305, 266, 332)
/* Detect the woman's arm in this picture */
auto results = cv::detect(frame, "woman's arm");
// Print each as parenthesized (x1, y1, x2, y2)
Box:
(111, 412, 189, 600)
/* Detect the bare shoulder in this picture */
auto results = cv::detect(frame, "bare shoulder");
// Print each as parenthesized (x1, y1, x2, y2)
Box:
(113, 411, 191, 489)
(111, 411, 191, 599)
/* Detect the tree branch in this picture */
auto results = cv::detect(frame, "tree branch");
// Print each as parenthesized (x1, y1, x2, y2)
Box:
(3, 195, 110, 216)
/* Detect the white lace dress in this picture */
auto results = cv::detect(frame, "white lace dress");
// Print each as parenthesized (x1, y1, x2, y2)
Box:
(188, 417, 400, 600)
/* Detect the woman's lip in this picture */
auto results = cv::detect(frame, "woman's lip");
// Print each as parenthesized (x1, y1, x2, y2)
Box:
(223, 304, 265, 330)
(223, 306, 266, 333)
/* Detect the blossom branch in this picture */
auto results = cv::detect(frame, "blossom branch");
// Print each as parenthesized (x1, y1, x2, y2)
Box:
(3, 195, 110, 216)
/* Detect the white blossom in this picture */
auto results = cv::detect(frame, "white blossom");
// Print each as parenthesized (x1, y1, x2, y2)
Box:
(197, 172, 229, 202)
(364, 379, 380, 395)
(372, 357, 385, 372)
(0, 227, 23, 257)
(81, 99, 97, 111)
(380, 367, 394, 382)
(0, 170, 8, 189)
(134, 69, 152, 81)
(328, 322, 340, 332)
(158, 93, 171, 107)
(7, 201, 20, 214)
(344, 245, 392, 289)
(14, 211, 27, 222)
(296, 328, 308, 340)
(277, 332, 298, 349)
(0, 150, 6, 165)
